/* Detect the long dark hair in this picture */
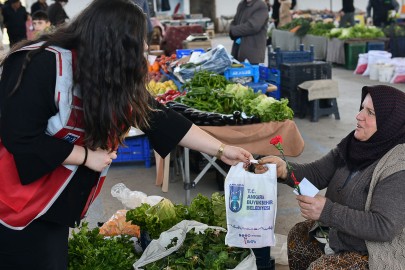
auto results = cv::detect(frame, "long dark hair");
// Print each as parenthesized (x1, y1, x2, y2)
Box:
(2, 0, 152, 151)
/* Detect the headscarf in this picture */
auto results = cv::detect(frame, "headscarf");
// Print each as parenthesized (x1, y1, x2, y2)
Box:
(337, 85, 405, 172)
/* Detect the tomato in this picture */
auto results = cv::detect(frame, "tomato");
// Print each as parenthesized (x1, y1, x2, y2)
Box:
(156, 97, 161, 102)
(165, 57, 171, 62)
(164, 69, 169, 74)
(160, 55, 166, 59)
(171, 54, 177, 59)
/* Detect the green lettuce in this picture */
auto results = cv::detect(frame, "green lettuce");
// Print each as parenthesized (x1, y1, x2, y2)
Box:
(211, 192, 227, 229)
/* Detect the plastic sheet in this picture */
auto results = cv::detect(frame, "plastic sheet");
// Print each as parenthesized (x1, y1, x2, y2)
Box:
(270, 234, 288, 265)
(111, 183, 164, 209)
(178, 45, 232, 80)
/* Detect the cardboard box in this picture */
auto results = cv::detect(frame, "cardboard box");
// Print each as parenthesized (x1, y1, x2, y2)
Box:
(182, 40, 212, 51)
(149, 45, 160, 51)
(149, 50, 164, 56)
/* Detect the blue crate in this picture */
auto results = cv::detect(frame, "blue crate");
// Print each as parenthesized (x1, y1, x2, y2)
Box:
(224, 63, 259, 82)
(176, 49, 205, 59)
(112, 136, 151, 168)
(259, 64, 280, 84)
(267, 81, 281, 100)
(268, 44, 314, 69)
(366, 41, 385, 52)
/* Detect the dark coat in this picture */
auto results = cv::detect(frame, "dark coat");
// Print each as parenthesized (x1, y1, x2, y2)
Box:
(230, 0, 269, 64)
(31, 1, 48, 15)
(2, 4, 27, 39)
(47, 2, 68, 26)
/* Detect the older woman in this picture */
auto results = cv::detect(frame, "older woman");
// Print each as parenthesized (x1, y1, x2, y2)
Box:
(257, 85, 405, 269)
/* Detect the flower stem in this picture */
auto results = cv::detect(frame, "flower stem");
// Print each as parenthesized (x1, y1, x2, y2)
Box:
(317, 221, 329, 244)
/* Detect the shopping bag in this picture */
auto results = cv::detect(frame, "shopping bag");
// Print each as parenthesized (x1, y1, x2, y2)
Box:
(362, 51, 392, 76)
(225, 163, 277, 248)
(354, 53, 368, 74)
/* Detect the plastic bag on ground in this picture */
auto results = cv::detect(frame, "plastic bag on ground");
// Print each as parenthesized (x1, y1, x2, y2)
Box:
(354, 53, 368, 74)
(225, 163, 277, 248)
(133, 220, 257, 270)
(99, 210, 140, 238)
(270, 234, 288, 265)
(390, 66, 405, 83)
(362, 51, 392, 76)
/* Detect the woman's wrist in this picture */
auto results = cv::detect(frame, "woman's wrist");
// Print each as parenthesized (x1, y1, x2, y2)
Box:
(216, 143, 226, 160)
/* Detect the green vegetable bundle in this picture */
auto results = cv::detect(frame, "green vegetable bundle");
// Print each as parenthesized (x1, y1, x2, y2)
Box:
(243, 95, 294, 122)
(327, 25, 385, 39)
(307, 21, 335, 36)
(68, 222, 139, 270)
(142, 228, 251, 270)
(278, 18, 311, 31)
(126, 193, 227, 240)
(181, 70, 231, 91)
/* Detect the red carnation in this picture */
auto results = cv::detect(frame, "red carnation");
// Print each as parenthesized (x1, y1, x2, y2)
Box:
(270, 135, 283, 145)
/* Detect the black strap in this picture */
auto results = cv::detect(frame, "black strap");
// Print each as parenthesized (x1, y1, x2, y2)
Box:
(81, 146, 88, 166)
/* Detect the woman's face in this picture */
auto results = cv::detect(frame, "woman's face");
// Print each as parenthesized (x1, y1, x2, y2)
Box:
(354, 93, 377, 141)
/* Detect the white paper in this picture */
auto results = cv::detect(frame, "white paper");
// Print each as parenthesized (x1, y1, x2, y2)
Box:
(293, 178, 319, 197)
(249, 160, 259, 164)
(148, 55, 157, 66)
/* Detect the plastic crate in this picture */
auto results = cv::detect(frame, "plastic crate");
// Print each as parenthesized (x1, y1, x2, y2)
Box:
(267, 82, 281, 100)
(281, 87, 301, 114)
(345, 42, 366, 70)
(391, 37, 405, 58)
(260, 64, 281, 84)
(224, 63, 259, 83)
(366, 41, 385, 52)
(112, 136, 151, 168)
(268, 44, 314, 69)
(259, 64, 269, 81)
(280, 61, 332, 90)
(176, 49, 205, 59)
(252, 247, 275, 270)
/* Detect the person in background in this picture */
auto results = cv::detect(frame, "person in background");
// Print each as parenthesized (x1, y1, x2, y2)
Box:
(366, 0, 396, 27)
(26, 13, 35, 40)
(2, 0, 27, 48)
(32, 10, 53, 36)
(278, 1, 292, 28)
(265, 0, 272, 12)
(132, 0, 154, 46)
(31, 0, 48, 15)
(229, 0, 269, 65)
(271, 0, 296, 28)
(47, 0, 68, 26)
(339, 0, 355, 27)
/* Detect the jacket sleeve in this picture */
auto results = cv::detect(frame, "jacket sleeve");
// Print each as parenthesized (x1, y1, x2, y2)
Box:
(366, 1, 372, 17)
(280, 148, 340, 190)
(319, 171, 405, 242)
(0, 51, 74, 185)
(230, 5, 269, 37)
(141, 100, 193, 159)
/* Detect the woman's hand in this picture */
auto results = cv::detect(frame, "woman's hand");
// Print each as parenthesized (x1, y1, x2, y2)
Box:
(296, 195, 326, 221)
(85, 149, 117, 172)
(255, 156, 288, 178)
(221, 145, 253, 166)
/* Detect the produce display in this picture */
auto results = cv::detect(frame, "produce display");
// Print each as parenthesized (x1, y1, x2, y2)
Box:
(382, 23, 405, 37)
(126, 193, 226, 240)
(68, 222, 139, 270)
(142, 228, 250, 270)
(327, 25, 385, 39)
(147, 79, 179, 98)
(278, 18, 386, 39)
(149, 54, 178, 76)
(99, 209, 140, 237)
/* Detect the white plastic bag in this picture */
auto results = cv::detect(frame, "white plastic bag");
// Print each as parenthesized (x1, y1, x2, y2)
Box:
(111, 183, 163, 209)
(363, 51, 392, 76)
(225, 163, 277, 248)
(271, 234, 288, 265)
(390, 66, 405, 83)
(354, 53, 368, 74)
(134, 220, 257, 270)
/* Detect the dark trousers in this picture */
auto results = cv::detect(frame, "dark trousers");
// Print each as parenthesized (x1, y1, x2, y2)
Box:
(0, 218, 69, 270)
(8, 31, 27, 49)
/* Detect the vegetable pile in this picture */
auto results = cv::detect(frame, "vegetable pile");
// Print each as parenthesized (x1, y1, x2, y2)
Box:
(68, 222, 139, 270)
(327, 25, 385, 39)
(171, 70, 293, 123)
(126, 193, 226, 240)
(307, 21, 335, 37)
(142, 228, 251, 270)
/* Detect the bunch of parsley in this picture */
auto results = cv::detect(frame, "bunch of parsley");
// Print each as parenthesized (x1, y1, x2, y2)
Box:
(143, 228, 251, 270)
(68, 222, 140, 270)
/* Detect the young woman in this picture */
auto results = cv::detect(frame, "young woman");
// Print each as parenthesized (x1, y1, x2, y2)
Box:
(0, 0, 252, 268)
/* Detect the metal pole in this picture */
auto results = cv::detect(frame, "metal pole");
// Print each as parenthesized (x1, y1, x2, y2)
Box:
(330, 0, 332, 11)
(184, 147, 190, 206)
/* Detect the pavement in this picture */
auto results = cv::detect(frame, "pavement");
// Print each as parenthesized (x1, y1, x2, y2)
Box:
(4, 34, 404, 269)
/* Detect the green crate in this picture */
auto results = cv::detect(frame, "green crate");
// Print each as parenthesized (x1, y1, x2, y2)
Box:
(345, 42, 366, 70)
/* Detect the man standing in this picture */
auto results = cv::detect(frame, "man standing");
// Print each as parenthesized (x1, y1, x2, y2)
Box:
(2, 0, 27, 48)
(47, 0, 69, 26)
(367, 0, 396, 27)
(339, 0, 355, 27)
(229, 0, 269, 64)
(31, 0, 48, 15)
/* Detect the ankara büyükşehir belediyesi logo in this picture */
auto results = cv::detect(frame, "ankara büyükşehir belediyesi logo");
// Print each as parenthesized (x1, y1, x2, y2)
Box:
(229, 185, 244, 213)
